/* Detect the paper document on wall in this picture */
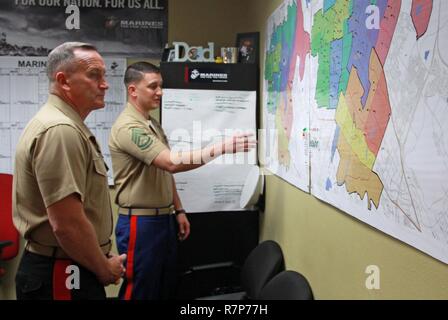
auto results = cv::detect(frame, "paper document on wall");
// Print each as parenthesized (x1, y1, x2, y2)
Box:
(0, 56, 126, 185)
(162, 89, 257, 212)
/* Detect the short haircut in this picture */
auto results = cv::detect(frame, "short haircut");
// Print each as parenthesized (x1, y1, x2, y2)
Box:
(47, 42, 97, 83)
(124, 62, 160, 87)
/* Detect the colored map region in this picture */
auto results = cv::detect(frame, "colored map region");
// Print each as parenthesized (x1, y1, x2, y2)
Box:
(265, 0, 448, 263)
(311, 0, 401, 209)
(309, 0, 448, 263)
(265, 0, 309, 166)
(263, 0, 311, 191)
(412, 0, 433, 38)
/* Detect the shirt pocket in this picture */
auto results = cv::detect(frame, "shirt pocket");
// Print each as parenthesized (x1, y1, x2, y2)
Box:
(93, 157, 108, 177)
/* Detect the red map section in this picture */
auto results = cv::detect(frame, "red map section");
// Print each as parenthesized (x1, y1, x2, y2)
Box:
(411, 0, 433, 39)
(282, 0, 311, 140)
(375, 0, 402, 65)
(364, 49, 392, 156)
(288, 0, 310, 84)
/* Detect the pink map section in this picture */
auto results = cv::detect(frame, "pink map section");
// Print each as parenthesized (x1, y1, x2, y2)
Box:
(411, 0, 433, 39)
(288, 0, 310, 84)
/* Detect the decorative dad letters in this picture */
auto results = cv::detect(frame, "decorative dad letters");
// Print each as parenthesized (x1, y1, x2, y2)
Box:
(172, 42, 215, 62)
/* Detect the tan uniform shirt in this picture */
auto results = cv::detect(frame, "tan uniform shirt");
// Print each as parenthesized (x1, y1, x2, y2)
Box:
(109, 102, 173, 208)
(13, 94, 113, 249)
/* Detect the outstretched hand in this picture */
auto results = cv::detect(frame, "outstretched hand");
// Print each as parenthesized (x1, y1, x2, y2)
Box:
(223, 133, 257, 154)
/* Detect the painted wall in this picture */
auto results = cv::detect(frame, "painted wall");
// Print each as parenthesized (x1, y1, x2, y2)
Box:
(168, 0, 251, 52)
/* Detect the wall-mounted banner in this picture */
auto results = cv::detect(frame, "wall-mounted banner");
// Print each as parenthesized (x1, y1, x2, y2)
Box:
(0, 0, 167, 58)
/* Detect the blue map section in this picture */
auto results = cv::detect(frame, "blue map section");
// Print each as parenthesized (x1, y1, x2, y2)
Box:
(416, 4, 423, 16)
(331, 126, 340, 162)
(347, 0, 386, 106)
(280, 40, 292, 90)
(325, 177, 333, 191)
(338, 21, 353, 96)
(324, 0, 337, 12)
(273, 72, 281, 93)
(330, 38, 343, 109)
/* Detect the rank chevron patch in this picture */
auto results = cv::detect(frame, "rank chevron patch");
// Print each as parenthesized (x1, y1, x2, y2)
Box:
(131, 128, 153, 151)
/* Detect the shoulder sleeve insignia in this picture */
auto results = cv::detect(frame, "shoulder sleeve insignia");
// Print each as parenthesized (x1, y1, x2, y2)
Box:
(131, 128, 153, 151)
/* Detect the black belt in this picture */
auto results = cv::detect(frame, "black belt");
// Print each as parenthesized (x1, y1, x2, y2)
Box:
(25, 240, 112, 259)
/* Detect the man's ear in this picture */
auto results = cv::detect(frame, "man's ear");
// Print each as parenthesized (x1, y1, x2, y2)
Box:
(55, 72, 70, 91)
(128, 84, 137, 97)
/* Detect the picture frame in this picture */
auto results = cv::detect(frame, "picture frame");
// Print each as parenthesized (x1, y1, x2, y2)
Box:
(236, 32, 259, 64)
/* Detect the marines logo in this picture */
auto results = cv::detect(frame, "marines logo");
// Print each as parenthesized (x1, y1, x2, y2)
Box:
(190, 69, 200, 79)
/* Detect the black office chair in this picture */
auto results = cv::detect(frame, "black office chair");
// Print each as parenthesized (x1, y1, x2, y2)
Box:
(198, 240, 285, 300)
(259, 270, 313, 300)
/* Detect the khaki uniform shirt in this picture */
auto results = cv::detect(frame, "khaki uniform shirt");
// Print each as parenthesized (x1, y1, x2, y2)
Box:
(13, 94, 113, 249)
(109, 102, 173, 208)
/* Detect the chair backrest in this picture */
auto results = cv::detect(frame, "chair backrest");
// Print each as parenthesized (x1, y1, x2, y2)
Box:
(259, 270, 313, 300)
(241, 240, 284, 299)
(0, 173, 19, 260)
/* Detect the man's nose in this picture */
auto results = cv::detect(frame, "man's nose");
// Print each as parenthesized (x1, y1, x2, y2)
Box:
(100, 79, 109, 90)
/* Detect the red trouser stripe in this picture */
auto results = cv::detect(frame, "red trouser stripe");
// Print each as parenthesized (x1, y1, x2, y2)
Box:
(124, 215, 138, 300)
(53, 260, 72, 300)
